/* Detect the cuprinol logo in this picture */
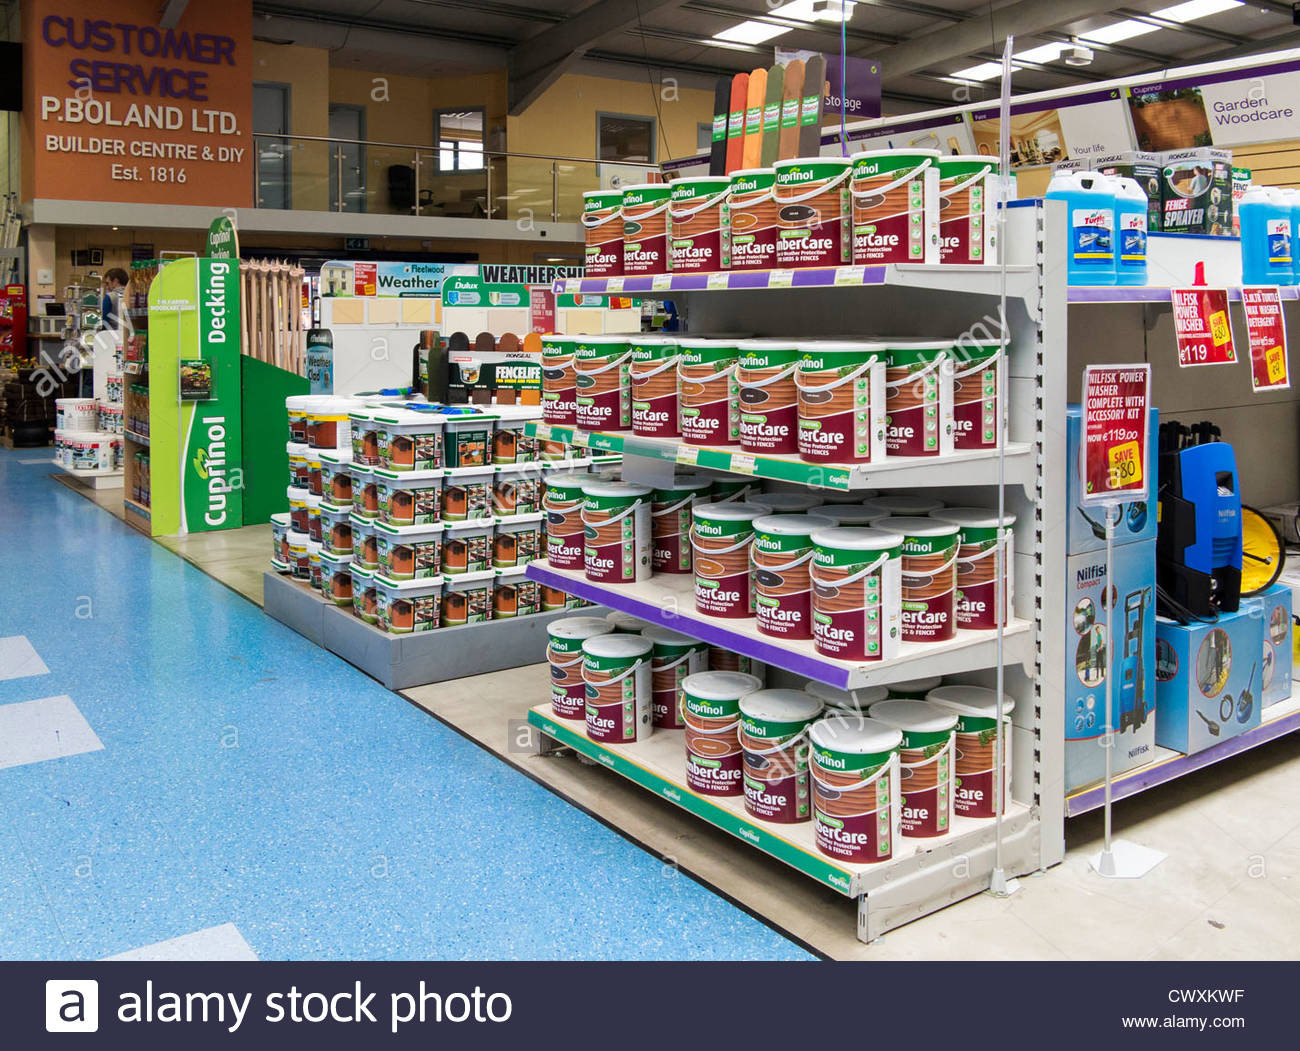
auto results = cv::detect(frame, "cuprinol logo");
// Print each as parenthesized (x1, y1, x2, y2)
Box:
(195, 416, 233, 527)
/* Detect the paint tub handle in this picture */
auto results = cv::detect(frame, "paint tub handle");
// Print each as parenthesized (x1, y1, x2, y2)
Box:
(677, 359, 738, 384)
(547, 648, 585, 670)
(742, 727, 810, 759)
(670, 187, 731, 221)
(940, 165, 994, 199)
(582, 209, 622, 230)
(653, 493, 697, 519)
(885, 351, 948, 389)
(690, 527, 755, 557)
(951, 348, 1001, 380)
(751, 546, 817, 574)
(811, 756, 891, 794)
(794, 355, 878, 395)
(577, 349, 634, 377)
(739, 360, 799, 390)
(582, 498, 644, 529)
(849, 158, 932, 200)
(776, 165, 852, 206)
(730, 185, 775, 210)
(809, 552, 889, 589)
(590, 657, 646, 688)
(631, 355, 680, 381)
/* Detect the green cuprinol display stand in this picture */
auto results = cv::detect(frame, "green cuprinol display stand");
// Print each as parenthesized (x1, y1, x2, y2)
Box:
(243, 356, 307, 524)
(147, 256, 243, 536)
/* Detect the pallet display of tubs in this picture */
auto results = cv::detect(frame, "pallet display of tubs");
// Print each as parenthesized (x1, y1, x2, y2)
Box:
(51, 392, 125, 491)
(527, 200, 1060, 945)
(262, 395, 619, 690)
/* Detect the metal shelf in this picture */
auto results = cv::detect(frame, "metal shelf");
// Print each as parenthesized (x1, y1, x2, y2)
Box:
(528, 423, 1035, 495)
(123, 497, 152, 519)
(554, 262, 1038, 302)
(525, 561, 1033, 690)
(50, 459, 124, 490)
(1065, 693, 1300, 816)
(123, 429, 150, 447)
(529, 704, 1033, 899)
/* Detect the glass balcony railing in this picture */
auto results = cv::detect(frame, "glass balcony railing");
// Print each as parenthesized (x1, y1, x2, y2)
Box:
(252, 133, 659, 224)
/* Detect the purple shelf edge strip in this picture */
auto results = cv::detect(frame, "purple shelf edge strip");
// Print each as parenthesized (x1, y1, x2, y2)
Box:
(1066, 707, 1300, 817)
(526, 563, 853, 689)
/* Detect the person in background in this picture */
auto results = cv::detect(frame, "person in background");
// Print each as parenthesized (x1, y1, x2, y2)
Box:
(102, 268, 129, 331)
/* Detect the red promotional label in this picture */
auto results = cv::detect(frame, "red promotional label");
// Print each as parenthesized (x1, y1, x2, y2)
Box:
(353, 262, 377, 297)
(1080, 364, 1151, 506)
(529, 287, 556, 334)
(1242, 286, 1290, 392)
(1173, 288, 1236, 366)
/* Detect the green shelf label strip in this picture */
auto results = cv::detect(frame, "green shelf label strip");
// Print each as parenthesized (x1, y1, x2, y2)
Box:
(527, 708, 856, 895)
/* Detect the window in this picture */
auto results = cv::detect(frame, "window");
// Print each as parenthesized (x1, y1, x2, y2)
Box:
(435, 108, 485, 172)
(598, 113, 656, 163)
(253, 82, 291, 209)
(329, 104, 366, 213)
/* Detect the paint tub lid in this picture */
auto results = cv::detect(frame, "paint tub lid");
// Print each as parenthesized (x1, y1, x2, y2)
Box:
(873, 515, 960, 538)
(373, 465, 446, 482)
(851, 147, 940, 162)
(691, 500, 774, 522)
(351, 564, 375, 581)
(681, 671, 764, 701)
(753, 513, 835, 537)
(582, 480, 653, 498)
(796, 339, 886, 354)
(348, 410, 375, 422)
(491, 405, 544, 422)
(287, 486, 308, 502)
(373, 520, 446, 538)
(622, 181, 673, 194)
(863, 495, 945, 516)
(445, 519, 496, 535)
(495, 566, 527, 581)
(320, 501, 354, 517)
(349, 512, 377, 528)
(654, 474, 712, 497)
(287, 442, 310, 457)
(805, 682, 890, 710)
(818, 489, 878, 504)
(734, 337, 800, 351)
(926, 685, 1015, 721)
(889, 676, 942, 694)
(319, 547, 354, 567)
(445, 465, 496, 479)
(606, 611, 650, 633)
(369, 407, 448, 427)
(809, 714, 902, 755)
(805, 505, 886, 526)
(677, 336, 742, 350)
(575, 334, 631, 345)
(286, 395, 318, 410)
(445, 411, 499, 424)
(582, 633, 652, 659)
(442, 569, 496, 588)
(270, 558, 289, 571)
(307, 540, 322, 555)
(287, 529, 309, 544)
(57, 397, 97, 406)
(584, 189, 623, 200)
(631, 334, 679, 346)
(878, 337, 954, 351)
(774, 156, 852, 171)
(305, 494, 323, 509)
(270, 513, 291, 527)
(549, 616, 615, 642)
(544, 472, 591, 495)
(867, 699, 958, 734)
(730, 167, 774, 178)
(739, 689, 823, 725)
(641, 625, 703, 648)
(496, 512, 546, 529)
(376, 573, 446, 595)
(931, 507, 1017, 528)
(809, 525, 904, 551)
(754, 491, 822, 513)
(319, 450, 353, 466)
(351, 463, 373, 478)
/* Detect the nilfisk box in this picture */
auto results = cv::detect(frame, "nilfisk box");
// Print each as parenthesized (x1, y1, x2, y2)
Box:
(1065, 539, 1158, 792)
(1066, 405, 1159, 556)
(1155, 605, 1264, 755)
(1241, 583, 1293, 706)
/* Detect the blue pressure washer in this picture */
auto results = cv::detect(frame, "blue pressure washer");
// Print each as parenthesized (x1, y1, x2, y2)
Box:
(1156, 420, 1243, 621)
(1119, 586, 1152, 731)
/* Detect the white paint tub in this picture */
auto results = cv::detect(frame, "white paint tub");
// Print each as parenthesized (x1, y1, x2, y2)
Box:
(56, 398, 97, 432)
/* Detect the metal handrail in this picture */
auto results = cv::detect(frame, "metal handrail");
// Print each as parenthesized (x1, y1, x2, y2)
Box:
(252, 131, 659, 171)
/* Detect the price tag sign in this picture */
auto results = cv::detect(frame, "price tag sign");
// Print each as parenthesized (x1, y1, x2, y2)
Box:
(729, 453, 757, 475)
(675, 445, 700, 467)
(707, 271, 730, 290)
(769, 269, 795, 289)
(1172, 287, 1236, 366)
(1080, 364, 1151, 506)
(834, 267, 865, 287)
(651, 273, 673, 292)
(1242, 286, 1291, 392)
(605, 277, 624, 294)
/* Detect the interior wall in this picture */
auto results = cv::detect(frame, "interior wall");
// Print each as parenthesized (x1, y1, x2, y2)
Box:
(253, 42, 332, 212)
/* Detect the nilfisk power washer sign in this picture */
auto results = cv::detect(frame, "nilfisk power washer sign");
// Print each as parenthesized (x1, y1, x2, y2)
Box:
(1080, 364, 1151, 506)
(1172, 287, 1237, 367)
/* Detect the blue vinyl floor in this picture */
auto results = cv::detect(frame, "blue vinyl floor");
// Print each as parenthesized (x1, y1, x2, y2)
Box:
(0, 450, 811, 960)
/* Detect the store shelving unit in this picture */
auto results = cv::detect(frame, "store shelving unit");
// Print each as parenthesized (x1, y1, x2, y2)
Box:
(122, 281, 152, 534)
(524, 201, 1067, 943)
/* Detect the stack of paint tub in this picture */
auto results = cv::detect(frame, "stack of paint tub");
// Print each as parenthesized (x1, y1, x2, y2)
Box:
(546, 333, 1004, 466)
(580, 152, 996, 277)
(279, 394, 612, 629)
(53, 397, 124, 475)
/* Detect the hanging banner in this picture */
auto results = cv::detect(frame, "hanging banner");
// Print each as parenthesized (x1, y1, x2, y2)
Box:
(972, 89, 1130, 169)
(1172, 287, 1236, 367)
(529, 286, 556, 335)
(205, 216, 239, 261)
(1080, 364, 1152, 506)
(775, 49, 882, 123)
(1242, 286, 1290, 392)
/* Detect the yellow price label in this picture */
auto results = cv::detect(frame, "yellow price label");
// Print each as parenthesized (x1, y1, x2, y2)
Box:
(1266, 344, 1286, 385)
(1107, 440, 1143, 490)
(1209, 309, 1231, 347)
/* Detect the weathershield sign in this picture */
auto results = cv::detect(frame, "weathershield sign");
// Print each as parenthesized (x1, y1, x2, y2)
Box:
(1079, 364, 1151, 506)
(1172, 287, 1236, 366)
(1241, 286, 1290, 392)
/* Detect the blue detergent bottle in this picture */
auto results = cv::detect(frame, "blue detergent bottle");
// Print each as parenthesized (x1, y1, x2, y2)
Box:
(1239, 186, 1294, 285)
(1047, 170, 1117, 285)
(1113, 176, 1149, 287)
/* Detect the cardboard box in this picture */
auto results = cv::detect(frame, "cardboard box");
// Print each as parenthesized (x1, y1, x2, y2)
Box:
(1241, 583, 1293, 706)
(1065, 405, 1159, 556)
(1159, 148, 1233, 237)
(1095, 152, 1162, 234)
(1065, 540, 1158, 792)
(1155, 605, 1264, 755)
